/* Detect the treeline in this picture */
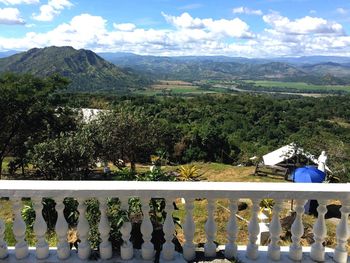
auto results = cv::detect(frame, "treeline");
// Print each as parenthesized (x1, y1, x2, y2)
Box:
(1, 73, 350, 182)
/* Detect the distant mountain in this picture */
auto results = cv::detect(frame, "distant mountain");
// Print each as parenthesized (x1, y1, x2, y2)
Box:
(302, 62, 350, 78)
(100, 53, 306, 81)
(98, 52, 350, 84)
(0, 50, 18, 58)
(2, 48, 348, 87)
(0, 46, 151, 92)
(272, 56, 350, 65)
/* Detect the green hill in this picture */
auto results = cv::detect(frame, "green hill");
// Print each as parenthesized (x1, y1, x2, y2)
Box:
(0, 46, 151, 92)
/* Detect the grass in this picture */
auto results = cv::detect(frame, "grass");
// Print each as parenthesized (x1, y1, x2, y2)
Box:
(243, 80, 350, 93)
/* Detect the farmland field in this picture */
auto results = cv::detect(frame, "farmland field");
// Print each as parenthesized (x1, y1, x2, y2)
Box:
(243, 80, 350, 93)
(135, 80, 229, 96)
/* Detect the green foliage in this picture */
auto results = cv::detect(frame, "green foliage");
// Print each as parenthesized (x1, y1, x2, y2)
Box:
(92, 105, 166, 172)
(28, 127, 96, 180)
(0, 72, 71, 177)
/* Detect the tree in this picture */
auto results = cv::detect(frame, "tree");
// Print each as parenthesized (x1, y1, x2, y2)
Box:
(0, 73, 69, 178)
(29, 126, 96, 180)
(93, 106, 162, 172)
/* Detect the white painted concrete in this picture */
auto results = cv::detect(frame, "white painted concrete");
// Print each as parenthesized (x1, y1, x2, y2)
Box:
(1, 246, 343, 263)
(0, 181, 349, 262)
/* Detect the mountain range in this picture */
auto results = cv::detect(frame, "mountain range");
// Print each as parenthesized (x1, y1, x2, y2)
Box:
(1, 47, 350, 89)
(99, 53, 350, 84)
(0, 47, 151, 92)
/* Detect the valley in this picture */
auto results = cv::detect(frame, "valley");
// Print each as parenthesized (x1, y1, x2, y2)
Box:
(1, 46, 350, 96)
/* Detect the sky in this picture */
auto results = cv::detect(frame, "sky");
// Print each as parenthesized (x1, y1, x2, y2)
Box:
(1, 0, 350, 57)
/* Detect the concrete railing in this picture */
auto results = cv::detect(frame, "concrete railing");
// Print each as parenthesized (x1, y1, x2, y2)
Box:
(0, 181, 349, 262)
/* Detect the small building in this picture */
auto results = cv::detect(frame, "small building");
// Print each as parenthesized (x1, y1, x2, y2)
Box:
(255, 143, 331, 180)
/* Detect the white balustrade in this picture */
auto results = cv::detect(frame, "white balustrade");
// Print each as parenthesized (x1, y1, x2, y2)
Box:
(0, 181, 347, 262)
(12, 197, 28, 259)
(77, 198, 91, 260)
(289, 199, 306, 261)
(120, 196, 133, 260)
(268, 199, 282, 260)
(224, 199, 238, 259)
(98, 197, 112, 260)
(334, 199, 350, 263)
(183, 198, 196, 261)
(33, 197, 49, 259)
(204, 198, 217, 257)
(246, 199, 260, 260)
(140, 197, 154, 260)
(310, 199, 327, 262)
(55, 197, 70, 259)
(162, 197, 176, 260)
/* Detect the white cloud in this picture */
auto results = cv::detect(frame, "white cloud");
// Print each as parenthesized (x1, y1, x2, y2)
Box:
(113, 23, 136, 32)
(0, 0, 38, 5)
(32, 0, 73, 21)
(0, 7, 24, 24)
(336, 8, 348, 15)
(162, 12, 254, 38)
(2, 11, 350, 57)
(233, 6, 263, 16)
(263, 13, 344, 35)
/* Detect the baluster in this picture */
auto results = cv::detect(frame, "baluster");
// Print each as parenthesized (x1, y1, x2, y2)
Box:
(204, 198, 216, 257)
(289, 199, 306, 261)
(0, 202, 8, 259)
(310, 199, 327, 262)
(225, 199, 238, 259)
(12, 197, 28, 259)
(334, 199, 350, 263)
(141, 197, 154, 260)
(33, 197, 49, 259)
(98, 197, 112, 260)
(120, 196, 133, 260)
(246, 199, 260, 260)
(77, 198, 91, 260)
(267, 199, 283, 261)
(55, 197, 70, 259)
(162, 197, 175, 261)
(183, 198, 196, 261)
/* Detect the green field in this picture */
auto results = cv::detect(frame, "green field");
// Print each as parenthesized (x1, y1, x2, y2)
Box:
(139, 80, 350, 96)
(135, 80, 230, 96)
(243, 80, 350, 93)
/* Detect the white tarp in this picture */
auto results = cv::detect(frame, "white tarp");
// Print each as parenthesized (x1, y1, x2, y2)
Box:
(262, 143, 331, 173)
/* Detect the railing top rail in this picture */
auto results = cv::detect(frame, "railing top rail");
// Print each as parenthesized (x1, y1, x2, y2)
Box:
(0, 180, 349, 200)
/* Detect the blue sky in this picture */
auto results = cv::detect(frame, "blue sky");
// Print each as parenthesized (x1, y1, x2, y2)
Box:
(1, 0, 350, 57)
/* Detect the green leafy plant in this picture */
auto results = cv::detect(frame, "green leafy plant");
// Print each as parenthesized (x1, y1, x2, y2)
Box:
(177, 164, 204, 181)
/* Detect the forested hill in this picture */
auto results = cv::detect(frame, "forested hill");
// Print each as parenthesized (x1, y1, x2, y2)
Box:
(0, 46, 151, 92)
